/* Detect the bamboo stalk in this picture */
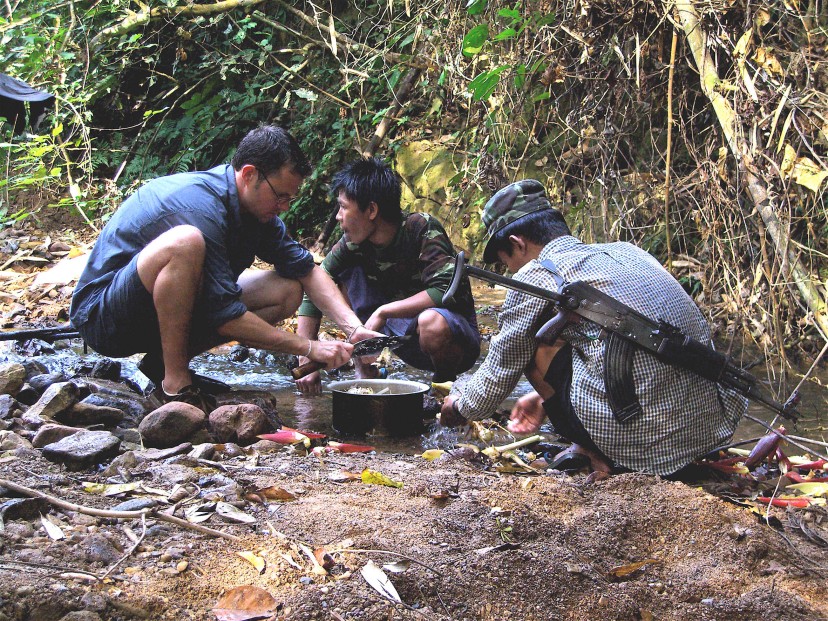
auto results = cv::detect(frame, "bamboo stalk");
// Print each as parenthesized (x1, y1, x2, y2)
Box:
(664, 28, 678, 271)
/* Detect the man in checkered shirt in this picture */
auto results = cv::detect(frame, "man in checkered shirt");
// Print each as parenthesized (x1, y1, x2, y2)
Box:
(440, 180, 747, 476)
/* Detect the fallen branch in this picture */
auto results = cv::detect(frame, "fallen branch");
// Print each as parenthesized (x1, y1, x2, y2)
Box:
(0, 478, 241, 542)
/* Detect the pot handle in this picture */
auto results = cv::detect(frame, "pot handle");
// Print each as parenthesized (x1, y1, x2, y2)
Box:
(291, 360, 325, 380)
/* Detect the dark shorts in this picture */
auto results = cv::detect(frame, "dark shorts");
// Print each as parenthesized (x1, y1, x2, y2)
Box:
(339, 266, 481, 374)
(75, 254, 161, 357)
(542, 344, 607, 457)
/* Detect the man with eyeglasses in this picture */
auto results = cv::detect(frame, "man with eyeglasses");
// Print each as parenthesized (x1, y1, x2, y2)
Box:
(71, 125, 376, 411)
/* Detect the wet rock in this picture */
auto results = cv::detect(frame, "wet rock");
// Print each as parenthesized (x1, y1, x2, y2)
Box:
(0, 394, 20, 419)
(0, 362, 26, 397)
(215, 390, 282, 427)
(139, 443, 192, 461)
(209, 404, 274, 445)
(21, 359, 48, 378)
(82, 532, 123, 565)
(32, 424, 84, 448)
(26, 381, 80, 420)
(28, 373, 69, 394)
(57, 402, 124, 427)
(14, 383, 40, 406)
(228, 344, 250, 362)
(89, 358, 122, 381)
(81, 378, 151, 422)
(0, 430, 32, 450)
(42, 430, 121, 470)
(14, 338, 56, 356)
(138, 402, 206, 448)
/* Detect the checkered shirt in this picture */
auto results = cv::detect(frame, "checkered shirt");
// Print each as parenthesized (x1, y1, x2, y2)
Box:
(456, 235, 747, 475)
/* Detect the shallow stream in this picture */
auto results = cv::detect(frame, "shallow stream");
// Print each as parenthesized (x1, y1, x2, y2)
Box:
(1, 325, 825, 459)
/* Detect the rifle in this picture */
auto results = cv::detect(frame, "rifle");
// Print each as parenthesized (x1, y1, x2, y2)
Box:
(443, 252, 799, 422)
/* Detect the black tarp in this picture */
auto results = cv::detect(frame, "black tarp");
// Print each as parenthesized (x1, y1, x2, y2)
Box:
(0, 73, 54, 133)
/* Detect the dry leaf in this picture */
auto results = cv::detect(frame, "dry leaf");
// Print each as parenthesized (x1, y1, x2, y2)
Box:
(40, 514, 65, 540)
(360, 560, 401, 602)
(213, 585, 276, 621)
(313, 547, 336, 571)
(609, 558, 660, 578)
(421, 449, 445, 461)
(255, 486, 297, 502)
(328, 469, 362, 483)
(361, 469, 403, 488)
(381, 560, 410, 573)
(81, 481, 141, 496)
(237, 551, 266, 574)
(216, 502, 256, 524)
(184, 503, 215, 524)
(787, 482, 828, 497)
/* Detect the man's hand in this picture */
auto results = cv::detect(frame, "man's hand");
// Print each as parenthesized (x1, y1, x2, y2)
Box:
(365, 306, 389, 333)
(507, 391, 546, 434)
(439, 395, 467, 427)
(295, 367, 321, 395)
(310, 339, 354, 370)
(349, 325, 385, 364)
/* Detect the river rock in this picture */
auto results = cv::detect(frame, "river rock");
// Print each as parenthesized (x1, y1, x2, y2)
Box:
(14, 384, 40, 406)
(82, 532, 123, 566)
(20, 359, 48, 378)
(26, 381, 80, 420)
(28, 373, 69, 394)
(0, 394, 21, 419)
(0, 363, 26, 397)
(138, 402, 206, 448)
(89, 358, 121, 381)
(110, 497, 158, 512)
(138, 443, 192, 461)
(57, 402, 124, 427)
(0, 430, 32, 450)
(81, 378, 151, 422)
(215, 390, 282, 427)
(32, 424, 84, 448)
(209, 403, 274, 445)
(42, 430, 121, 470)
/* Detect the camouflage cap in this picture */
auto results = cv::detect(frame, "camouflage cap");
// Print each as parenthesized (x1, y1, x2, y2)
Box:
(481, 179, 552, 263)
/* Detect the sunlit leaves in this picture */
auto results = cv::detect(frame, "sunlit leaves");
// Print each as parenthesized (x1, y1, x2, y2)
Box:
(462, 24, 489, 57)
(468, 65, 508, 101)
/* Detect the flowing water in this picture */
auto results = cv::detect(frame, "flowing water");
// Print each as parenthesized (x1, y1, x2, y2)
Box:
(1, 322, 826, 459)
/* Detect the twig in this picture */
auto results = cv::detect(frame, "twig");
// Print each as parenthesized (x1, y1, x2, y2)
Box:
(99, 513, 147, 580)
(0, 478, 241, 542)
(333, 548, 442, 576)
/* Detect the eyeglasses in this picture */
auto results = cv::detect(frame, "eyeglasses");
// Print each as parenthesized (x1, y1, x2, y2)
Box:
(257, 169, 293, 205)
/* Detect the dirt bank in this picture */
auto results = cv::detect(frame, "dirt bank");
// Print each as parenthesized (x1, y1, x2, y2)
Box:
(0, 442, 826, 621)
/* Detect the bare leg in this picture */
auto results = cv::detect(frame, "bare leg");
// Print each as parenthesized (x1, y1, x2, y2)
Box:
(508, 340, 569, 433)
(417, 309, 465, 380)
(136, 225, 205, 394)
(237, 269, 303, 324)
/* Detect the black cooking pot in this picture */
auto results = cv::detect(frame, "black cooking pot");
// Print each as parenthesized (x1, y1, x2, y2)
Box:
(328, 379, 430, 436)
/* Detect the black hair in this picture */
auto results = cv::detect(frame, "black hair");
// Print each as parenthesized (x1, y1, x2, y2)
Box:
(231, 125, 311, 177)
(488, 209, 571, 259)
(330, 157, 402, 225)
